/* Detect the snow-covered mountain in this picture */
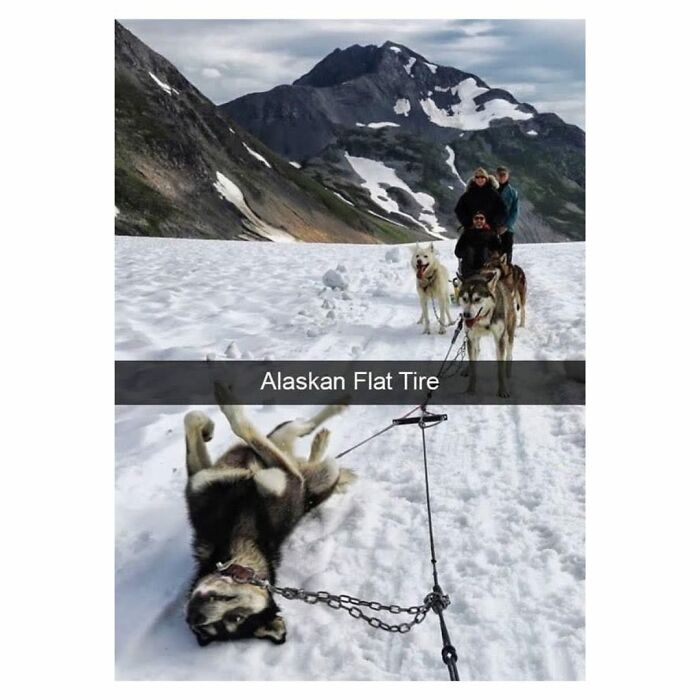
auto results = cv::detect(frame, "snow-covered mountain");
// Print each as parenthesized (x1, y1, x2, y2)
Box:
(115, 236, 585, 679)
(115, 23, 423, 243)
(222, 41, 539, 160)
(221, 42, 585, 242)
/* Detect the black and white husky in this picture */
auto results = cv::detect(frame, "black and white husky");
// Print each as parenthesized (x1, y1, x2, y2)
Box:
(183, 384, 354, 646)
(457, 271, 516, 398)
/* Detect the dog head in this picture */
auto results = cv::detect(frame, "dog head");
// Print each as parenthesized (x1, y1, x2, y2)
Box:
(411, 243, 437, 280)
(458, 272, 500, 329)
(481, 252, 510, 278)
(186, 570, 286, 646)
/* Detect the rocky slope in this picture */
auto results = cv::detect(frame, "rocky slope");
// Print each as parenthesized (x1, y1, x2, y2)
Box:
(115, 23, 421, 243)
(222, 41, 585, 242)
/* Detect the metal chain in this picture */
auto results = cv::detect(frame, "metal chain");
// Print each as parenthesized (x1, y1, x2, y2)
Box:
(217, 563, 451, 635)
(265, 582, 450, 634)
(429, 296, 459, 329)
(435, 333, 468, 379)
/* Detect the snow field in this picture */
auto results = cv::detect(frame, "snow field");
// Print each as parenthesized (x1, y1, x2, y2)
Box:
(115, 237, 585, 680)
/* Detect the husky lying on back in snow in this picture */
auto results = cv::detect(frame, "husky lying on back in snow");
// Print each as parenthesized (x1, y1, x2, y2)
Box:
(457, 271, 516, 398)
(183, 384, 354, 646)
(411, 243, 454, 334)
(481, 252, 527, 327)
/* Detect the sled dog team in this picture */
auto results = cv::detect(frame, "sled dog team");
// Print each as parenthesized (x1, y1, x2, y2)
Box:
(411, 164, 527, 399)
(180, 165, 527, 648)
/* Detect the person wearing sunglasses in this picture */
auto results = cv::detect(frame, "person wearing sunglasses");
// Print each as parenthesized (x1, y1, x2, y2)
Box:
(454, 166, 507, 239)
(454, 211, 500, 278)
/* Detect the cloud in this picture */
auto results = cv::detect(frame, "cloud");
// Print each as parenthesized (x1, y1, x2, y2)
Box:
(119, 19, 585, 128)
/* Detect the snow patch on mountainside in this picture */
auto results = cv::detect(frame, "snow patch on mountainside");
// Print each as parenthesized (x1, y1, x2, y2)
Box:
(368, 209, 407, 228)
(366, 122, 400, 129)
(420, 77, 530, 130)
(424, 62, 438, 74)
(394, 98, 411, 116)
(213, 171, 293, 242)
(148, 71, 178, 96)
(332, 190, 356, 207)
(445, 146, 466, 189)
(242, 142, 272, 168)
(404, 57, 416, 76)
(344, 153, 446, 238)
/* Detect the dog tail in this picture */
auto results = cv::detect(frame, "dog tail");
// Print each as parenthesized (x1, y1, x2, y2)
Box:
(336, 467, 358, 490)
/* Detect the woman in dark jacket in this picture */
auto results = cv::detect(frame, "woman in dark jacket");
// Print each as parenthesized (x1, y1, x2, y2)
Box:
(454, 167, 507, 233)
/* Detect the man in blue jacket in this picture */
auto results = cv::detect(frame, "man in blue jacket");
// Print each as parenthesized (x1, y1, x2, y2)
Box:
(496, 166, 519, 263)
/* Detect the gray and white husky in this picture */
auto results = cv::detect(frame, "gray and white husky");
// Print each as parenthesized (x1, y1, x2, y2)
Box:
(457, 271, 516, 398)
(183, 384, 355, 646)
(411, 243, 455, 334)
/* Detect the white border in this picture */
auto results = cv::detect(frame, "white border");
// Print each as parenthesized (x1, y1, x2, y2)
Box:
(4, 0, 697, 697)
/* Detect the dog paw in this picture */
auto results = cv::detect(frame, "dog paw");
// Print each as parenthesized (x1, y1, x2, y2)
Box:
(214, 381, 238, 407)
(498, 388, 511, 398)
(214, 382, 250, 432)
(310, 428, 330, 461)
(422, 327, 431, 335)
(184, 411, 215, 441)
(438, 325, 446, 334)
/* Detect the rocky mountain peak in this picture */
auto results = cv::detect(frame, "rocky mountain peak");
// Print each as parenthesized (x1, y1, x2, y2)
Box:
(293, 40, 434, 89)
(293, 43, 384, 87)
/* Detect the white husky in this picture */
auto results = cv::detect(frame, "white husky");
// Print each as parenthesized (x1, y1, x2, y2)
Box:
(411, 243, 455, 334)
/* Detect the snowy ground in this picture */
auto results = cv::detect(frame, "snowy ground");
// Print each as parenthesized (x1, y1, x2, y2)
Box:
(115, 237, 585, 680)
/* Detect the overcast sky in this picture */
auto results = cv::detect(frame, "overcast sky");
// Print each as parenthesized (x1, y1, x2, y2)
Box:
(120, 19, 585, 128)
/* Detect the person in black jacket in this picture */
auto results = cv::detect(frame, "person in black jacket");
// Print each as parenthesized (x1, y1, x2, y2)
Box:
(454, 211, 500, 279)
(454, 167, 507, 235)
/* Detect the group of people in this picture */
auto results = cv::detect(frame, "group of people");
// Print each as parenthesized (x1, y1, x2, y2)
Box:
(453, 165, 519, 278)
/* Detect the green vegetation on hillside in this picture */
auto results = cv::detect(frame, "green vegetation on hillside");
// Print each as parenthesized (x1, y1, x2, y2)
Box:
(115, 164, 174, 233)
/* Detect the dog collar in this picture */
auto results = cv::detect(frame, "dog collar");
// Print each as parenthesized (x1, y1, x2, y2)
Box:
(216, 561, 260, 583)
(419, 270, 436, 288)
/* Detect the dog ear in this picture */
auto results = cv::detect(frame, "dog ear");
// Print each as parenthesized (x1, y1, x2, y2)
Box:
(485, 270, 500, 293)
(253, 615, 287, 644)
(194, 630, 214, 647)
